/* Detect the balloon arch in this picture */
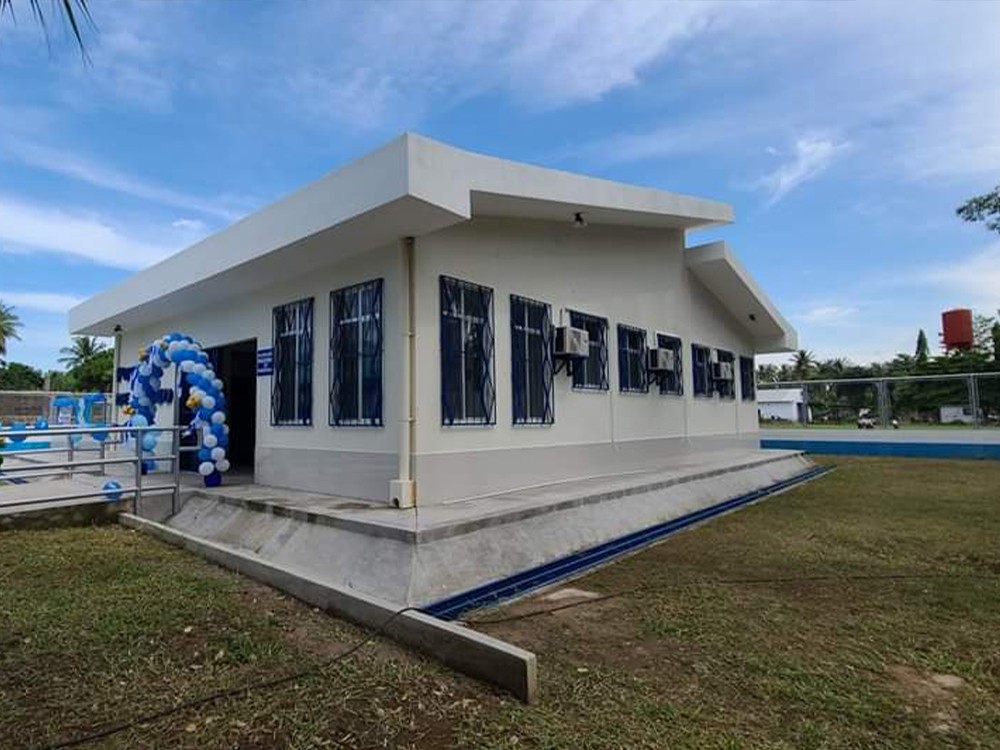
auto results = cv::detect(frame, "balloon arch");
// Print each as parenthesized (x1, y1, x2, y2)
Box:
(123, 333, 229, 487)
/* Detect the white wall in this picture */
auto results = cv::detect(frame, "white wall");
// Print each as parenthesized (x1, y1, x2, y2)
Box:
(410, 217, 760, 501)
(118, 240, 403, 500)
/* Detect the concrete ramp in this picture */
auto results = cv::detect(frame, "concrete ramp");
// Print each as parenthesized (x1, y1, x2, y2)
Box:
(161, 449, 818, 612)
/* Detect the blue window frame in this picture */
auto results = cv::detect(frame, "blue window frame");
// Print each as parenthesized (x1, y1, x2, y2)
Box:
(716, 349, 736, 399)
(569, 310, 608, 391)
(511, 295, 554, 425)
(692, 343, 711, 397)
(272, 297, 314, 425)
(440, 276, 495, 426)
(330, 279, 383, 426)
(740, 355, 756, 401)
(617, 324, 648, 393)
(656, 333, 683, 396)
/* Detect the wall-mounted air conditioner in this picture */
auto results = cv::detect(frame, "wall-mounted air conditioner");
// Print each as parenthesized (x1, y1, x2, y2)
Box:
(647, 348, 675, 372)
(555, 326, 589, 358)
(712, 361, 734, 380)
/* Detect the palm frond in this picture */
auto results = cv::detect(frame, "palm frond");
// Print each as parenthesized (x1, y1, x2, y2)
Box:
(0, 0, 95, 60)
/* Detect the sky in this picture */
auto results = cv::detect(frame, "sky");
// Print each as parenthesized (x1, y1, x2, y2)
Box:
(1, 0, 999, 370)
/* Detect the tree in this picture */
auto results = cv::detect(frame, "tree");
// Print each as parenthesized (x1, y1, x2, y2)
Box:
(68, 348, 113, 392)
(0, 0, 92, 55)
(0, 361, 44, 390)
(58, 336, 107, 370)
(915, 329, 930, 365)
(957, 186, 1000, 234)
(791, 349, 816, 381)
(0, 300, 22, 363)
(972, 313, 999, 356)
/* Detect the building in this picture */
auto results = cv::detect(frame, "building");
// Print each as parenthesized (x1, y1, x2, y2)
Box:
(70, 134, 797, 507)
(758, 388, 810, 423)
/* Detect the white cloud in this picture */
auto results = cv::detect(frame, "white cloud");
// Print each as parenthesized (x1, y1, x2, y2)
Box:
(0, 291, 84, 313)
(912, 244, 1000, 313)
(0, 136, 241, 221)
(796, 305, 858, 324)
(0, 195, 177, 270)
(756, 136, 850, 205)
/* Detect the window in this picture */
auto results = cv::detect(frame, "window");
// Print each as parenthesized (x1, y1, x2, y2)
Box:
(511, 295, 554, 425)
(569, 310, 609, 390)
(617, 324, 648, 393)
(692, 343, 711, 397)
(740, 355, 756, 401)
(330, 279, 383, 426)
(272, 297, 314, 425)
(715, 349, 736, 399)
(656, 334, 683, 396)
(440, 276, 495, 425)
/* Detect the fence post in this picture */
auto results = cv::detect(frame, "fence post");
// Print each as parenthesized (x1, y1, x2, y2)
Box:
(133, 427, 143, 516)
(170, 367, 182, 515)
(67, 431, 74, 479)
(968, 375, 980, 428)
(99, 439, 106, 476)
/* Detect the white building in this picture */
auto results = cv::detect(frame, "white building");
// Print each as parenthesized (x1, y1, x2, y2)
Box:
(70, 134, 796, 507)
(758, 388, 810, 422)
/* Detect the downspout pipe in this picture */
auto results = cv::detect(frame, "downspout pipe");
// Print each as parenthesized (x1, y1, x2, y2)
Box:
(390, 236, 417, 509)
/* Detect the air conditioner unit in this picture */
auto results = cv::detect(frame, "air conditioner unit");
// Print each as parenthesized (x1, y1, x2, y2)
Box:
(712, 361, 734, 380)
(647, 348, 675, 372)
(555, 326, 589, 358)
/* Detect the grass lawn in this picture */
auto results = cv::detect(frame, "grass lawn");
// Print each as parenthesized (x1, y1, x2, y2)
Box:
(4, 457, 1000, 748)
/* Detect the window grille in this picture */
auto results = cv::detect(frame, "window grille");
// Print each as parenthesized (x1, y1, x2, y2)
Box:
(569, 310, 609, 390)
(656, 334, 684, 396)
(330, 279, 383, 426)
(440, 276, 495, 425)
(511, 294, 554, 424)
(618, 324, 648, 393)
(271, 297, 314, 425)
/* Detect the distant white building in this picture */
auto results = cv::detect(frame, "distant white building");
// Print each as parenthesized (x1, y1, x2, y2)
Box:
(70, 134, 797, 507)
(758, 388, 810, 423)
(940, 405, 975, 424)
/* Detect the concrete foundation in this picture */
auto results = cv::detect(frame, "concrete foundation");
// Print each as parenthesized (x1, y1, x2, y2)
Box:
(157, 448, 814, 609)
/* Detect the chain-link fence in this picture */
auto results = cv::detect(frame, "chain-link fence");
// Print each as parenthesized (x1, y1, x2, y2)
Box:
(758, 373, 1000, 429)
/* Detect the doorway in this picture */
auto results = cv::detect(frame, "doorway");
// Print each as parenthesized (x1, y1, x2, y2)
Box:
(179, 339, 257, 476)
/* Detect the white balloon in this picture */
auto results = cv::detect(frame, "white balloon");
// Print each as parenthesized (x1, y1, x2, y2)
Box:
(210, 447, 226, 461)
(216, 459, 230, 473)
(132, 414, 148, 427)
(198, 461, 214, 476)
(181, 360, 195, 372)
(138, 363, 152, 376)
(149, 377, 161, 389)
(168, 341, 181, 353)
(204, 370, 216, 381)
(201, 396, 216, 410)
(203, 434, 218, 448)
(193, 363, 207, 375)
(223, 424, 230, 435)
(211, 411, 226, 424)
(212, 379, 223, 390)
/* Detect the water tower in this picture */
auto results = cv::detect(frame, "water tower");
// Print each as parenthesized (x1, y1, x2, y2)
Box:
(941, 308, 974, 351)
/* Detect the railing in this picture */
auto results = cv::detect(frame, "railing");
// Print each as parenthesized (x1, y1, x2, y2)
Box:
(758, 372, 1000, 428)
(0, 424, 187, 516)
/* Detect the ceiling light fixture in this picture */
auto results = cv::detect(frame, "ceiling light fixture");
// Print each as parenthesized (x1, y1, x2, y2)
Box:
(572, 211, 587, 229)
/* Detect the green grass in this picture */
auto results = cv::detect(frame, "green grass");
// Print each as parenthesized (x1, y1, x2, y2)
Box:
(4, 457, 1000, 748)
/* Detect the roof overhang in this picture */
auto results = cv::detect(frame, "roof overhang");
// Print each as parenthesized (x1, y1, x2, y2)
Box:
(71, 134, 733, 336)
(686, 241, 797, 354)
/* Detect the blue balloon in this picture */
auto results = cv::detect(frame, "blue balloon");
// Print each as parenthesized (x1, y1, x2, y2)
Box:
(204, 470, 222, 488)
(102, 480, 123, 501)
(218, 435, 229, 448)
(141, 459, 156, 474)
(197, 407, 213, 421)
(10, 421, 26, 443)
(34, 417, 48, 430)
(141, 432, 158, 452)
(198, 448, 211, 461)
(151, 365, 163, 377)
(211, 423, 225, 438)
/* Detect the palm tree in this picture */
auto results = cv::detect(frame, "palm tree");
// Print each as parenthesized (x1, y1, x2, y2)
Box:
(0, 300, 23, 363)
(0, 0, 93, 55)
(791, 349, 816, 381)
(59, 336, 107, 370)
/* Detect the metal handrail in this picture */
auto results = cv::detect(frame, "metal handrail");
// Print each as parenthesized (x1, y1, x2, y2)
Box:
(0, 423, 187, 516)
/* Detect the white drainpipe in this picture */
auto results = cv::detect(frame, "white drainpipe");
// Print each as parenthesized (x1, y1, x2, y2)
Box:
(390, 236, 417, 508)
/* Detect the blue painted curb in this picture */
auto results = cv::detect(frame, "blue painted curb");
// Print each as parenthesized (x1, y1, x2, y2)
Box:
(761, 439, 1000, 460)
(423, 464, 831, 621)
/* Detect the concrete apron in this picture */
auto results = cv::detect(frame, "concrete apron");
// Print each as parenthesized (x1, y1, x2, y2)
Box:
(119, 513, 537, 703)
(157, 449, 814, 608)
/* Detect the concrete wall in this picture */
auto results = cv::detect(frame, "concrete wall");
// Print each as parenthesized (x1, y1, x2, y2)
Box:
(411, 217, 759, 502)
(119, 241, 403, 501)
(117, 216, 762, 505)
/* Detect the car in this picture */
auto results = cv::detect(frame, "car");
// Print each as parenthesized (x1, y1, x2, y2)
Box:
(857, 410, 876, 429)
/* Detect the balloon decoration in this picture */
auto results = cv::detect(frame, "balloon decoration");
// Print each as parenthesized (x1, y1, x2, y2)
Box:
(102, 479, 124, 501)
(124, 333, 229, 487)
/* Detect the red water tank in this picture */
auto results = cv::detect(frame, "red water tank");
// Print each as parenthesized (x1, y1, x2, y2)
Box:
(942, 308, 974, 350)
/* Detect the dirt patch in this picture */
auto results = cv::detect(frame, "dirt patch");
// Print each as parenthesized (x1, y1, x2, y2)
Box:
(887, 664, 968, 734)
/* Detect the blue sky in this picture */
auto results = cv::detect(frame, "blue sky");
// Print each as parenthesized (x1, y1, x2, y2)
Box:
(1, 0, 998, 370)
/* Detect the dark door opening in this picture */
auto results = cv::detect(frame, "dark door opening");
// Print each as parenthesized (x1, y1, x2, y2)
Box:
(179, 339, 257, 475)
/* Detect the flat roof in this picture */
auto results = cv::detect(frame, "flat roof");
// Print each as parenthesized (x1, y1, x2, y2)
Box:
(70, 133, 734, 335)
